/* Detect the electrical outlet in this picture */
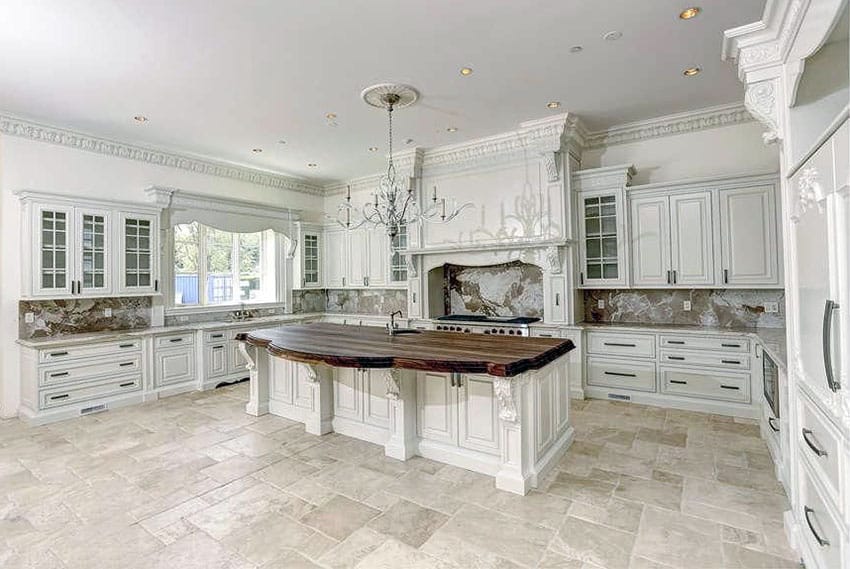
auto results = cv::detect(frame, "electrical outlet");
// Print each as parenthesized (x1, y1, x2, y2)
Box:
(104, 308, 113, 318)
(24, 312, 35, 324)
(597, 299, 606, 309)
(683, 300, 692, 311)
(764, 302, 779, 313)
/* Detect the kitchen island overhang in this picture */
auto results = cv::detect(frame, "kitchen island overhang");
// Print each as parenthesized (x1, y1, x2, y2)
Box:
(237, 323, 576, 495)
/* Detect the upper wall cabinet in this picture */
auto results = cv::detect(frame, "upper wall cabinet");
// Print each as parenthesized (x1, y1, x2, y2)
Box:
(320, 225, 404, 289)
(294, 223, 322, 289)
(627, 174, 780, 289)
(574, 165, 635, 288)
(18, 192, 162, 299)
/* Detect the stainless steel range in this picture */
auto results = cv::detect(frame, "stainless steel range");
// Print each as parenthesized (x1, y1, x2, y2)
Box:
(431, 314, 540, 336)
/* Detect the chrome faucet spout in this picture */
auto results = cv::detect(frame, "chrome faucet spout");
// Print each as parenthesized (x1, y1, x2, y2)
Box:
(388, 310, 404, 336)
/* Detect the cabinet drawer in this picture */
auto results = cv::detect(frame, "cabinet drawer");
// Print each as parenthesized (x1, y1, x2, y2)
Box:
(586, 331, 655, 358)
(531, 329, 563, 338)
(154, 332, 195, 349)
(40, 375, 141, 409)
(205, 330, 228, 343)
(39, 354, 142, 387)
(659, 367, 750, 403)
(798, 394, 843, 512)
(798, 459, 845, 569)
(38, 338, 141, 363)
(659, 335, 749, 353)
(586, 356, 656, 392)
(659, 350, 750, 370)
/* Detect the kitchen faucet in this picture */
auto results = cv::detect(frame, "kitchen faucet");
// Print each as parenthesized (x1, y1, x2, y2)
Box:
(387, 310, 403, 336)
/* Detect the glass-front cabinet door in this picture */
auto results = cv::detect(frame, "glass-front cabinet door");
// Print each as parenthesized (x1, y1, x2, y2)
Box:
(34, 205, 74, 296)
(119, 212, 159, 294)
(302, 233, 320, 287)
(578, 190, 627, 287)
(76, 208, 111, 295)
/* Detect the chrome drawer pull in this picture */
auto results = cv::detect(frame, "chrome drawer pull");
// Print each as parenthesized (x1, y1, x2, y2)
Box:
(768, 417, 779, 432)
(169, 338, 183, 343)
(604, 342, 637, 348)
(119, 343, 135, 348)
(49, 351, 69, 357)
(119, 362, 134, 367)
(667, 356, 685, 361)
(804, 506, 830, 547)
(667, 340, 685, 345)
(802, 428, 828, 457)
(670, 380, 687, 385)
(50, 394, 69, 400)
(720, 385, 739, 390)
(210, 334, 224, 339)
(721, 343, 741, 348)
(721, 360, 741, 365)
(50, 371, 70, 378)
(604, 371, 636, 378)
(119, 381, 135, 388)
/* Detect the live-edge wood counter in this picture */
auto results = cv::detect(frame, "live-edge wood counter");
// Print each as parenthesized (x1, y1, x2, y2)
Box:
(237, 323, 577, 495)
(237, 323, 575, 377)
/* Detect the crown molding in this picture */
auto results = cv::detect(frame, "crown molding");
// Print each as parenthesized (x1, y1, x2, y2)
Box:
(583, 103, 755, 149)
(0, 113, 324, 196)
(572, 164, 636, 192)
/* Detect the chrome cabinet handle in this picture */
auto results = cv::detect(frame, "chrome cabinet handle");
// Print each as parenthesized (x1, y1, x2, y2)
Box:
(823, 300, 840, 392)
(667, 356, 685, 361)
(723, 269, 729, 284)
(720, 385, 739, 390)
(604, 371, 636, 378)
(50, 393, 69, 400)
(804, 506, 830, 547)
(802, 428, 828, 457)
(604, 342, 636, 347)
(50, 351, 69, 357)
(670, 379, 687, 385)
(721, 360, 741, 365)
(555, 293, 560, 307)
(50, 371, 69, 378)
(666, 270, 671, 284)
(768, 417, 779, 432)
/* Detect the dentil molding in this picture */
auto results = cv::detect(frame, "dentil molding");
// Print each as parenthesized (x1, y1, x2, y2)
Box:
(0, 113, 324, 196)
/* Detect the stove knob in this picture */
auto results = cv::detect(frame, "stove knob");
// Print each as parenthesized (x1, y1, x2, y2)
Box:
(508, 330, 515, 335)
(483, 330, 490, 334)
(450, 326, 457, 331)
(464, 328, 471, 333)
(499, 329, 505, 334)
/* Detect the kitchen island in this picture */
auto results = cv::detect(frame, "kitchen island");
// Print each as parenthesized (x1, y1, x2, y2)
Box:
(238, 323, 575, 494)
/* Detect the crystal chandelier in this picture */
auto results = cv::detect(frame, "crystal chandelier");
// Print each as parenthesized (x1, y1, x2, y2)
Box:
(330, 83, 471, 239)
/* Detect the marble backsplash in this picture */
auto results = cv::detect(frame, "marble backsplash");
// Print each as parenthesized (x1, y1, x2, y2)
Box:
(163, 305, 288, 327)
(584, 289, 786, 329)
(444, 261, 543, 318)
(19, 297, 152, 339)
(293, 288, 407, 316)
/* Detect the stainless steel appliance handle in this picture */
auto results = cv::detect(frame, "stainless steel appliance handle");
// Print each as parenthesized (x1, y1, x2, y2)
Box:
(804, 506, 830, 547)
(822, 300, 840, 392)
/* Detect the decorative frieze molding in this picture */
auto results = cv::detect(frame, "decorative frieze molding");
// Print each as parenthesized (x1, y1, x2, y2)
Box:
(583, 104, 755, 149)
(572, 164, 635, 192)
(0, 113, 323, 196)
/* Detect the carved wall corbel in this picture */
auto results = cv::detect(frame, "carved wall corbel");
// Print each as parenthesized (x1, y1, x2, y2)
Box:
(384, 369, 401, 400)
(744, 80, 782, 145)
(493, 377, 519, 422)
(540, 151, 561, 183)
(301, 363, 319, 383)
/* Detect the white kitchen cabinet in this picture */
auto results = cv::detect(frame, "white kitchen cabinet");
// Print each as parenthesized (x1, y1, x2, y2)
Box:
(348, 229, 368, 287)
(417, 371, 457, 445)
(76, 207, 112, 295)
(630, 192, 714, 287)
(295, 222, 322, 289)
(366, 228, 389, 287)
(322, 225, 399, 289)
(154, 346, 195, 388)
(117, 212, 160, 295)
(323, 228, 347, 288)
(718, 184, 780, 286)
(333, 367, 362, 421)
(206, 343, 227, 378)
(577, 190, 628, 287)
(362, 369, 391, 429)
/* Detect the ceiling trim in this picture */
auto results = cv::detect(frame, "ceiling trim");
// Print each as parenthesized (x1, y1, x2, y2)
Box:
(0, 113, 324, 196)
(584, 103, 754, 149)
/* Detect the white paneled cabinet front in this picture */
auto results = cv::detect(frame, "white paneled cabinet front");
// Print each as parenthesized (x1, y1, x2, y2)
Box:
(117, 212, 159, 295)
(718, 185, 780, 286)
(322, 226, 395, 289)
(630, 196, 670, 287)
(323, 228, 347, 288)
(333, 367, 362, 421)
(417, 372, 456, 444)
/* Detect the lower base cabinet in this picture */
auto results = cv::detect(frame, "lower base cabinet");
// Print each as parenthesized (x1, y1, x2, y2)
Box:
(153, 332, 196, 388)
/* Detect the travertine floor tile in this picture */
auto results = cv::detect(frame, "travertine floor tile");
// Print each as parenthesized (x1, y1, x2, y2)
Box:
(299, 494, 380, 541)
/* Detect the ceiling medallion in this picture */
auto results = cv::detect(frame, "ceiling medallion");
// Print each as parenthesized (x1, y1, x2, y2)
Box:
(330, 83, 471, 239)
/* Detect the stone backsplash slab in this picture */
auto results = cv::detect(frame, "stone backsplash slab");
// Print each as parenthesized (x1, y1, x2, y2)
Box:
(444, 261, 543, 318)
(19, 297, 152, 339)
(293, 288, 407, 316)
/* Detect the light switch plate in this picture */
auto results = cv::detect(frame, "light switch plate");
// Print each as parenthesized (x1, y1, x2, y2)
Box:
(24, 312, 35, 324)
(597, 299, 606, 309)
(764, 302, 779, 313)
(683, 301, 692, 311)
(104, 308, 113, 318)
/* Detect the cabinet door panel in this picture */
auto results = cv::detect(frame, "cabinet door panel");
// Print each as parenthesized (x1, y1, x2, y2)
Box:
(76, 208, 112, 295)
(670, 192, 714, 286)
(579, 191, 627, 287)
(457, 374, 500, 455)
(323, 229, 347, 288)
(155, 349, 195, 387)
(630, 196, 670, 286)
(348, 229, 368, 286)
(333, 367, 362, 420)
(719, 185, 779, 286)
(417, 372, 456, 444)
(363, 370, 390, 428)
(293, 364, 315, 410)
(118, 212, 159, 294)
(301, 232, 321, 288)
(367, 229, 389, 287)
(534, 371, 555, 457)
(34, 205, 75, 296)
(228, 341, 249, 376)
(270, 357, 293, 404)
(206, 344, 227, 378)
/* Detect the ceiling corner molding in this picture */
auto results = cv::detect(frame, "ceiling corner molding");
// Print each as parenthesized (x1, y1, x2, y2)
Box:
(0, 113, 324, 196)
(584, 103, 755, 149)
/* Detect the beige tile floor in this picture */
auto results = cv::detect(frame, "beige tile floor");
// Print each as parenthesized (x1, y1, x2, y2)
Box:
(0, 384, 802, 569)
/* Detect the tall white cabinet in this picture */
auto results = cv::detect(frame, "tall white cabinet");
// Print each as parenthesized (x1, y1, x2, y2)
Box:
(321, 225, 402, 289)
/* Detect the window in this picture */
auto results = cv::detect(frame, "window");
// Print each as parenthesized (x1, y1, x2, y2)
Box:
(390, 222, 408, 282)
(173, 222, 275, 306)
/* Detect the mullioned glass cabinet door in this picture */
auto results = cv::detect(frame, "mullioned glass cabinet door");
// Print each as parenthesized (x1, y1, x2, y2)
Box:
(34, 205, 74, 296)
(77, 208, 111, 294)
(119, 212, 159, 294)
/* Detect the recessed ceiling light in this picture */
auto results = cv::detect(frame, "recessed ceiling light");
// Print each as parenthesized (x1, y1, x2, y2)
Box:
(251, 148, 263, 153)
(325, 113, 337, 120)
(569, 46, 583, 53)
(460, 67, 473, 76)
(133, 115, 148, 123)
(307, 163, 318, 167)
(603, 31, 622, 41)
(683, 66, 701, 77)
(679, 7, 701, 20)
(368, 146, 379, 152)
(446, 127, 458, 133)
(547, 101, 561, 109)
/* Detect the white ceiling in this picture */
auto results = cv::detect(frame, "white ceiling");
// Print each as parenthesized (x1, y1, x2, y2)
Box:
(0, 0, 765, 183)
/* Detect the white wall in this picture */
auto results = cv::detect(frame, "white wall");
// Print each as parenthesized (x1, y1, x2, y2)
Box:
(581, 121, 780, 186)
(0, 135, 324, 417)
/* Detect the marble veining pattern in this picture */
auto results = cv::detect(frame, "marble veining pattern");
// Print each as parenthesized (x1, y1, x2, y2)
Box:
(584, 289, 785, 329)
(19, 297, 151, 339)
(444, 261, 543, 318)
(325, 289, 407, 316)
(0, 384, 797, 569)
(292, 289, 328, 314)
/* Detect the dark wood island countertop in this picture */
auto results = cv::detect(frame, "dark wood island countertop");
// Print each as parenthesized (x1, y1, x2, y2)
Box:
(239, 323, 575, 378)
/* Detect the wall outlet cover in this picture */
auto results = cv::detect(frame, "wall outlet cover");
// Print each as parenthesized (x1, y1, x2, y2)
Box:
(683, 300, 692, 311)
(24, 312, 35, 324)
(104, 308, 113, 318)
(764, 302, 779, 313)
(597, 299, 606, 309)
